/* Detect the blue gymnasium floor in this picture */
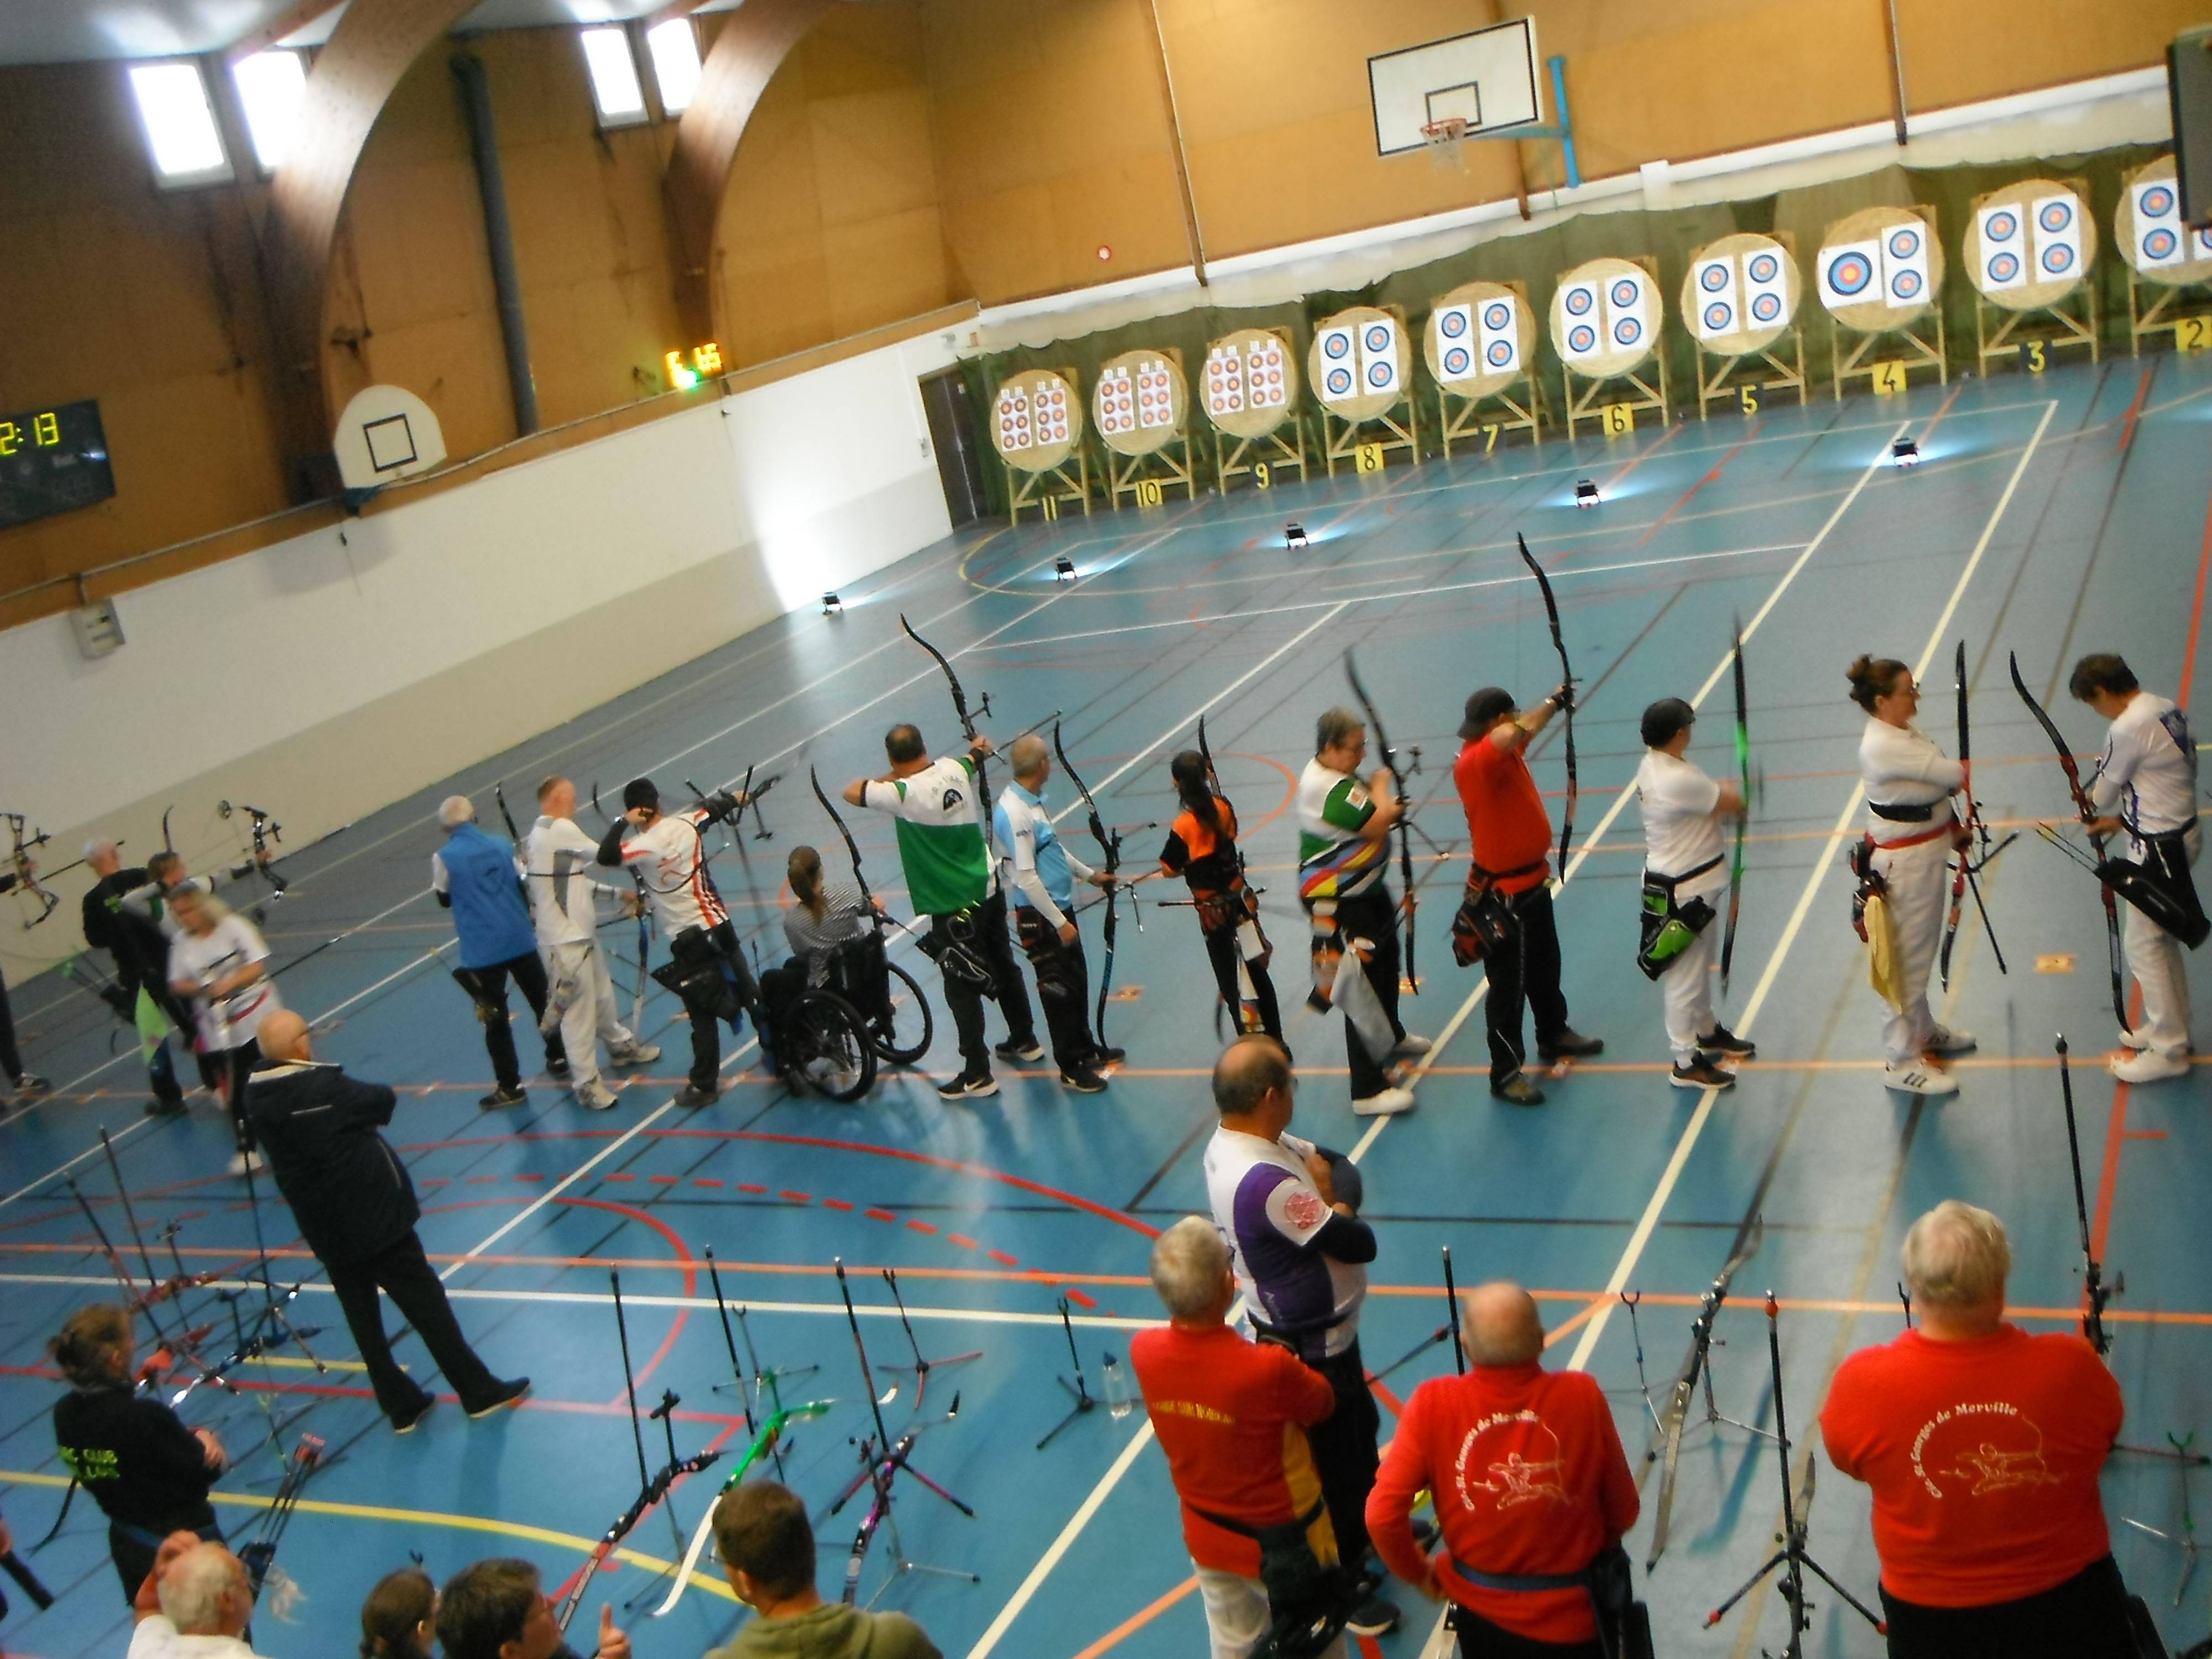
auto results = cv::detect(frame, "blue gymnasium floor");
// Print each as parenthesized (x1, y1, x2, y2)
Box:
(6, 349, 2212, 1659)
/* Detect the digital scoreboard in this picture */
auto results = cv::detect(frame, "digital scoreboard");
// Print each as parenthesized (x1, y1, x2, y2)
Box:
(0, 399, 116, 531)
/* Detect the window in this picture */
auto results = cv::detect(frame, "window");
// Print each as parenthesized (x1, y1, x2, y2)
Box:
(645, 18, 703, 114)
(579, 27, 646, 128)
(231, 49, 309, 171)
(128, 60, 232, 186)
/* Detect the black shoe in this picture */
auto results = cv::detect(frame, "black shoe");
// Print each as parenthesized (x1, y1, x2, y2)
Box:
(392, 1396, 437, 1435)
(12, 1073, 50, 1096)
(544, 1055, 570, 1079)
(993, 1036, 1045, 1063)
(1490, 1072, 1547, 1107)
(1093, 1046, 1127, 1068)
(144, 1097, 189, 1118)
(478, 1084, 527, 1109)
(937, 1069, 1000, 1100)
(672, 1085, 718, 1109)
(1671, 1057, 1737, 1090)
(1697, 1025, 1757, 1058)
(1060, 1068, 1108, 1094)
(1344, 1594, 1400, 1637)
(1537, 1028, 1604, 1062)
(467, 1378, 530, 1419)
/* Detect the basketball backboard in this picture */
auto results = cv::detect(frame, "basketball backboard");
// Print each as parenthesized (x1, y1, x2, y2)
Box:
(1370, 17, 1542, 156)
(333, 384, 447, 492)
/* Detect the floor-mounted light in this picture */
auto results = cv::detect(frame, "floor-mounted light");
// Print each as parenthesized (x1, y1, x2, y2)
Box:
(1053, 556, 1077, 582)
(822, 591, 843, 614)
(1890, 436, 1921, 467)
(1574, 479, 1600, 508)
(1285, 521, 1308, 550)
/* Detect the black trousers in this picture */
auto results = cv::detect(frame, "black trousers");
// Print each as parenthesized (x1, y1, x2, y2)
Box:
(1202, 921, 1284, 1041)
(325, 1230, 507, 1421)
(1308, 1340, 1382, 1571)
(1449, 1605, 1602, 1659)
(0, 969, 22, 1085)
(676, 921, 762, 1092)
(466, 951, 566, 1092)
(932, 890, 1037, 1072)
(1483, 884, 1571, 1084)
(213, 1039, 261, 1147)
(1880, 1555, 2137, 1659)
(1331, 888, 1406, 1098)
(107, 1517, 223, 1603)
(1015, 908, 1102, 1071)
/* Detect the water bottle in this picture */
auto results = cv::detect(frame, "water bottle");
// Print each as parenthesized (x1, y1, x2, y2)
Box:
(1101, 1351, 1135, 1420)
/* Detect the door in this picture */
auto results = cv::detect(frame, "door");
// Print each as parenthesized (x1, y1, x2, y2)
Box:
(919, 368, 988, 529)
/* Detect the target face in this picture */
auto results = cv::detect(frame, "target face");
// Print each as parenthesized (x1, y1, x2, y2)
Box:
(1567, 323, 1597, 354)
(1889, 268, 1922, 300)
(1748, 252, 1781, 285)
(1365, 359, 1393, 389)
(1610, 278, 1641, 308)
(1987, 251, 2021, 284)
(1564, 285, 1594, 316)
(1326, 366, 1355, 396)
(1886, 228, 1921, 260)
(1485, 339, 1514, 368)
(1363, 322, 1394, 354)
(2145, 227, 2180, 261)
(2142, 184, 2177, 218)
(2040, 242, 2075, 275)
(2038, 199, 2074, 233)
(1750, 291, 1783, 323)
(1984, 210, 2019, 243)
(1439, 308, 1468, 338)
(1703, 301, 1734, 331)
(1700, 264, 1730, 293)
(1825, 251, 1874, 295)
(1442, 345, 1473, 375)
(1322, 332, 1351, 360)
(1483, 301, 1512, 331)
(1613, 316, 1642, 347)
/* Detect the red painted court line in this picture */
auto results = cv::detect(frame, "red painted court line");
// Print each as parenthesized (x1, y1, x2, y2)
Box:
(780, 1190, 811, 1203)
(1603, 421, 1683, 492)
(738, 1183, 768, 1195)
(2125, 1129, 2168, 1140)
(822, 1197, 854, 1211)
(1065, 1574, 1201, 1659)
(649, 1175, 678, 1185)
(1063, 1288, 1097, 1310)
(693, 1178, 722, 1188)
(1635, 430, 1752, 547)
(1914, 381, 1965, 447)
(989, 1249, 1020, 1266)
(947, 1233, 979, 1249)
(906, 1220, 938, 1234)
(2117, 364, 2154, 453)
(865, 1207, 897, 1223)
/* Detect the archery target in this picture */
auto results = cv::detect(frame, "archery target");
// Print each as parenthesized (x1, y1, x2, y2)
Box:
(1436, 302, 1477, 379)
(1556, 280, 1601, 361)
(1094, 348, 1186, 457)
(1818, 207, 1943, 330)
(993, 367, 1082, 472)
(1745, 248, 1791, 325)
(1683, 234, 1799, 356)
(1427, 283, 1531, 394)
(2031, 195, 2081, 279)
(1204, 343, 1246, 415)
(1976, 201, 2028, 292)
(1310, 307, 1411, 418)
(2114, 159, 2212, 284)
(1362, 316, 1403, 398)
(1550, 259, 1658, 377)
(995, 384, 1032, 453)
(1318, 324, 1358, 399)
(1136, 358, 1175, 429)
(1818, 241, 1879, 307)
(1968, 180, 2096, 309)
(1097, 364, 1136, 437)
(1692, 255, 1740, 341)
(1477, 295, 1521, 375)
(1201, 329, 1298, 440)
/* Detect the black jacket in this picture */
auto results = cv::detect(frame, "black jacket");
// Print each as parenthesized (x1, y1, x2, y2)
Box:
(244, 1059, 419, 1265)
(82, 870, 168, 990)
(52, 1382, 218, 1532)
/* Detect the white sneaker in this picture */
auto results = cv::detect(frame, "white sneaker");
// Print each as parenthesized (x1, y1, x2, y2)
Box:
(1884, 1062, 1959, 1097)
(2112, 1048, 2189, 1084)
(226, 1148, 265, 1176)
(608, 1043, 661, 1067)
(2117, 1027, 2151, 1051)
(576, 1084, 619, 1111)
(1926, 1026, 1977, 1055)
(1389, 1034, 1433, 1060)
(1352, 1086, 1417, 1117)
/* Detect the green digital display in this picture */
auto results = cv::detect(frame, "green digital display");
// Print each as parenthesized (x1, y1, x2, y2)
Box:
(0, 399, 116, 530)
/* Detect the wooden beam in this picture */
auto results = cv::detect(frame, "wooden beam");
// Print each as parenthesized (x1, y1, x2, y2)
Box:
(260, 0, 481, 494)
(225, 0, 348, 64)
(1143, 1, 1207, 285)
(665, 0, 841, 343)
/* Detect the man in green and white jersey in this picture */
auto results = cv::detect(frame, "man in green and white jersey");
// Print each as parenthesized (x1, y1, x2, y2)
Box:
(844, 724, 1040, 1098)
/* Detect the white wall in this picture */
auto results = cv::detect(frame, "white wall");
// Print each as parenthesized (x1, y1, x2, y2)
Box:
(1, 327, 956, 967)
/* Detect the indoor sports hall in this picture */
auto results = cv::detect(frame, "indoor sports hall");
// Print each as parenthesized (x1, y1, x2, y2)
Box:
(4, 8, 2212, 1659)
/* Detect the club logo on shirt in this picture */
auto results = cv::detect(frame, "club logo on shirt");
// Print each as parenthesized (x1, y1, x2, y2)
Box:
(1282, 1188, 1328, 1229)
(1908, 1401, 2064, 1499)
(1454, 1410, 1571, 1511)
(938, 786, 968, 813)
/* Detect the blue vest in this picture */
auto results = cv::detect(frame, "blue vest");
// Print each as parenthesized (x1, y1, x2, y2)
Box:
(442, 823, 535, 969)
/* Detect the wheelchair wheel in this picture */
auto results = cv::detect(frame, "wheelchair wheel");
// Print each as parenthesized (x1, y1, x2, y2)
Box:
(871, 961, 934, 1065)
(787, 989, 877, 1103)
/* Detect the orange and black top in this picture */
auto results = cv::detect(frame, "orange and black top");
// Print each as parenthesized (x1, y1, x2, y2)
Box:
(1160, 795, 1248, 926)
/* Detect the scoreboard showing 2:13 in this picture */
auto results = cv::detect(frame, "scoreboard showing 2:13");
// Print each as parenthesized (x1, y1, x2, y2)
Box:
(0, 399, 117, 530)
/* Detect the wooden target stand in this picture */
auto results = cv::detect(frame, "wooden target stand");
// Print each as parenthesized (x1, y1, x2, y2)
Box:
(1093, 347, 1198, 510)
(1968, 178, 2099, 375)
(1214, 419, 1313, 493)
(2117, 156, 2212, 356)
(1683, 233, 1808, 418)
(1554, 256, 1668, 439)
(1311, 305, 1420, 477)
(992, 364, 1093, 525)
(1428, 280, 1544, 456)
(1820, 205, 1947, 399)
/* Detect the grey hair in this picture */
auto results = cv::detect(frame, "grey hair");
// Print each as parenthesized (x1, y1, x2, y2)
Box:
(1314, 707, 1364, 756)
(1149, 1217, 1232, 1320)
(83, 837, 119, 862)
(1008, 733, 1050, 782)
(158, 1545, 250, 1634)
(1901, 1199, 2012, 1308)
(438, 795, 477, 831)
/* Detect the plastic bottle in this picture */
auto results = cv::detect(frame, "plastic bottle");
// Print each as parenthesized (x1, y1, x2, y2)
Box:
(1101, 1351, 1135, 1420)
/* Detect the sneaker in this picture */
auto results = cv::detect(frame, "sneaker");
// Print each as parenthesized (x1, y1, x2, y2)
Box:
(1060, 1068, 1108, 1094)
(1389, 1034, 1433, 1060)
(672, 1084, 719, 1109)
(2113, 1048, 2190, 1084)
(2118, 1026, 2151, 1051)
(1344, 1594, 1400, 1637)
(479, 1084, 528, 1110)
(1093, 1046, 1128, 1068)
(144, 1097, 189, 1119)
(1697, 1025, 1757, 1058)
(937, 1070, 1000, 1100)
(1671, 1057, 1738, 1090)
(607, 1042, 661, 1067)
(1538, 1028, 1604, 1061)
(1884, 1061, 1959, 1097)
(1927, 1026, 1976, 1056)
(544, 1055, 571, 1078)
(576, 1084, 619, 1112)
(392, 1397, 436, 1436)
(225, 1147, 265, 1176)
(1490, 1073, 1547, 1107)
(1352, 1086, 1416, 1117)
(993, 1036, 1045, 1063)
(12, 1074, 50, 1096)
(467, 1378, 531, 1419)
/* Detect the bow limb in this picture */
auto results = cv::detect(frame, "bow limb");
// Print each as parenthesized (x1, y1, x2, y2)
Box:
(1516, 534, 1577, 870)
(1720, 617, 1749, 990)
(2010, 650, 2125, 1026)
(1344, 650, 1418, 994)
(1052, 720, 1121, 1042)
(4, 812, 59, 928)
(900, 613, 995, 837)
(810, 767, 878, 917)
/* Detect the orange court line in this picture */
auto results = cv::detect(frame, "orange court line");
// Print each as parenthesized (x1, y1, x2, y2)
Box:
(1066, 1575, 1202, 1659)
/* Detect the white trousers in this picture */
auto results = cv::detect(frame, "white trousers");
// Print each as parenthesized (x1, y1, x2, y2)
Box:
(549, 940, 638, 1091)
(1194, 1565, 1348, 1659)
(2126, 903, 2194, 1058)
(1661, 908, 1720, 1065)
(1870, 834, 1950, 1065)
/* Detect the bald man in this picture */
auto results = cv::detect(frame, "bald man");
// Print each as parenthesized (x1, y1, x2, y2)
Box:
(246, 1013, 528, 1433)
(1367, 1283, 1640, 1657)
(130, 1531, 259, 1659)
(994, 733, 1120, 1093)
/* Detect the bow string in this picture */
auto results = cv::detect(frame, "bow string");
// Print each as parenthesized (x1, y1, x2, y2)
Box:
(2010, 650, 2124, 1026)
(1720, 615, 1749, 990)
(1344, 650, 1418, 994)
(1052, 720, 1124, 1043)
(1516, 533, 1578, 870)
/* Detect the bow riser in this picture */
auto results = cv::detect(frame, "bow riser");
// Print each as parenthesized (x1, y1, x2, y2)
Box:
(1344, 651, 1418, 993)
(1053, 721, 1121, 1044)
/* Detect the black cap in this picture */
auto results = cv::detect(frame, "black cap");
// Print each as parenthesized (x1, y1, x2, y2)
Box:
(622, 778, 660, 812)
(1458, 687, 1516, 740)
(1641, 697, 1697, 748)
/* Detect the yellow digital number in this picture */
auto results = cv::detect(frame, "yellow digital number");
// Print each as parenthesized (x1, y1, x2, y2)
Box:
(2177, 316, 2210, 354)
(1482, 423, 1501, 453)
(1601, 403, 1635, 436)
(1254, 461, 1272, 489)
(2022, 339, 2047, 374)
(1872, 359, 1908, 395)
(1040, 494, 1060, 521)
(33, 411, 59, 446)
(1355, 441, 1385, 472)
(692, 342, 723, 375)
(1739, 385, 1760, 416)
(0, 421, 16, 457)
(1136, 478, 1164, 507)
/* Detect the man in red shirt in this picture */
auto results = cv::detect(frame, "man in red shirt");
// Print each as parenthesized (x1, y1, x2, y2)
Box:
(1820, 1200, 2134, 1658)
(1367, 1282, 1638, 1657)
(1453, 687, 1603, 1105)
(1130, 1217, 1349, 1659)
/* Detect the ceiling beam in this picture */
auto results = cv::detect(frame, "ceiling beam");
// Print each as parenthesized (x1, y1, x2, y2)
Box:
(665, 0, 839, 345)
(224, 0, 348, 63)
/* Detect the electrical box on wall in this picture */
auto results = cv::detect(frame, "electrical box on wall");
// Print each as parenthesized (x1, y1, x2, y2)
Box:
(71, 597, 125, 659)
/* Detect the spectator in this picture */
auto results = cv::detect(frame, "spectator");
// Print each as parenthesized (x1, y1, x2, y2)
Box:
(48, 1305, 227, 1600)
(359, 1566, 437, 1659)
(1368, 1284, 1639, 1657)
(247, 1010, 529, 1434)
(437, 1558, 629, 1659)
(434, 796, 566, 1109)
(707, 1480, 938, 1658)
(128, 1532, 257, 1659)
(1822, 1201, 2133, 1658)
(1202, 1036, 1396, 1637)
(1130, 1217, 1347, 1659)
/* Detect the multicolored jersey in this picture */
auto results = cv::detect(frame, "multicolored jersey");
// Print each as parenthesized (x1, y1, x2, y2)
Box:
(2093, 691, 2198, 856)
(862, 754, 995, 917)
(1204, 1125, 1365, 1358)
(617, 810, 728, 937)
(1296, 759, 1386, 901)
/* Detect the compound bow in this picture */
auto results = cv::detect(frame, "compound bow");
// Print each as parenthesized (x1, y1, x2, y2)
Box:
(3, 812, 57, 927)
(1516, 533, 1578, 870)
(1052, 719, 1124, 1045)
(2010, 651, 2125, 1026)
(1344, 650, 1417, 995)
(217, 801, 289, 896)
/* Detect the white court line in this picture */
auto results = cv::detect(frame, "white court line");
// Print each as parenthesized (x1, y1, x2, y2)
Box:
(439, 1098, 679, 1280)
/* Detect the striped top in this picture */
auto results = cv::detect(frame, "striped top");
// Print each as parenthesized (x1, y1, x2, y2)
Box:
(782, 881, 868, 985)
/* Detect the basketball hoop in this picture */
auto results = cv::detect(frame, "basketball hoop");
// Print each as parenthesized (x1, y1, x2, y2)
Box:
(1420, 116, 1472, 171)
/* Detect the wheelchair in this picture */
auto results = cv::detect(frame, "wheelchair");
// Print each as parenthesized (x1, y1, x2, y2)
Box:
(769, 933, 935, 1102)
(822, 930, 935, 1067)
